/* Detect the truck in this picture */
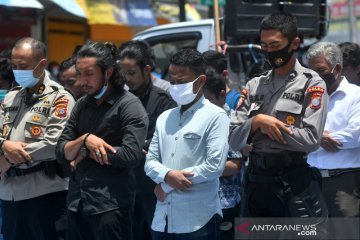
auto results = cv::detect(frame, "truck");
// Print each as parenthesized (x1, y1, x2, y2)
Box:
(133, 19, 217, 79)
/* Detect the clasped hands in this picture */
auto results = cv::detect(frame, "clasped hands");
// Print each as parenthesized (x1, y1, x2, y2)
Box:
(154, 170, 194, 202)
(253, 114, 293, 144)
(0, 140, 32, 178)
(71, 134, 116, 170)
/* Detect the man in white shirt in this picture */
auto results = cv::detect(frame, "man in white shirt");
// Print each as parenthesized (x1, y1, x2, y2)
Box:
(145, 49, 230, 239)
(306, 41, 360, 217)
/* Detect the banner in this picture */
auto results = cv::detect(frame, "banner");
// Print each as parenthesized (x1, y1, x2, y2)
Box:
(76, 0, 156, 26)
(50, 0, 86, 18)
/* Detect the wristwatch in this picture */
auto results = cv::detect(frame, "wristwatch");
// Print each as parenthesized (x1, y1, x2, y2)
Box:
(0, 139, 6, 155)
(79, 146, 89, 158)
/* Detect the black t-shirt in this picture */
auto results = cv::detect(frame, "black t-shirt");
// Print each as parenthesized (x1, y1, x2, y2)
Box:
(56, 86, 149, 215)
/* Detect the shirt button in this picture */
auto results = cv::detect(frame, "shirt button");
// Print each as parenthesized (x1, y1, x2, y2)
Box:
(175, 137, 178, 140)
(171, 153, 174, 157)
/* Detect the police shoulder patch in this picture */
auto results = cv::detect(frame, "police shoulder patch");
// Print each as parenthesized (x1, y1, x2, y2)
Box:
(307, 86, 325, 94)
(307, 86, 324, 109)
(54, 97, 69, 118)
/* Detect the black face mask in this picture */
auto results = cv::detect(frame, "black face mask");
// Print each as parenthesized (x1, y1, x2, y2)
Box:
(320, 72, 336, 92)
(264, 43, 294, 69)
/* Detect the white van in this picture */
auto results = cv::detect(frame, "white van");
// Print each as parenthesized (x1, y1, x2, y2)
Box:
(133, 19, 217, 80)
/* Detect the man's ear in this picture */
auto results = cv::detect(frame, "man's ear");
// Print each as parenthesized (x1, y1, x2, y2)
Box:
(291, 37, 301, 51)
(334, 63, 342, 76)
(219, 89, 226, 105)
(105, 67, 114, 80)
(222, 70, 228, 79)
(199, 74, 207, 87)
(40, 59, 47, 70)
(144, 65, 152, 76)
(144, 65, 151, 73)
(193, 74, 206, 94)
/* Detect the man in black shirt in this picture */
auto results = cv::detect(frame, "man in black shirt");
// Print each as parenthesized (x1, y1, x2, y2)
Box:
(56, 41, 149, 240)
(119, 40, 176, 240)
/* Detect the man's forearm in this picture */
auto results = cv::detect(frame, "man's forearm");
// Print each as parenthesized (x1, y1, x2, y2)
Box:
(64, 133, 89, 161)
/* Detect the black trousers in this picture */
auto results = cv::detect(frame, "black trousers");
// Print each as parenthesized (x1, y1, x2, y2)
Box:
(220, 203, 240, 240)
(133, 193, 157, 240)
(67, 208, 133, 240)
(322, 170, 360, 217)
(1, 191, 67, 240)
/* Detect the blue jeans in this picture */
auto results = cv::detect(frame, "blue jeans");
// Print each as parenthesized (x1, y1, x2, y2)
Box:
(152, 214, 222, 240)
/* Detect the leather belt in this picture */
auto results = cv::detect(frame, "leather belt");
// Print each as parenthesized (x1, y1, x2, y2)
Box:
(250, 151, 306, 169)
(6, 161, 56, 177)
(319, 168, 360, 178)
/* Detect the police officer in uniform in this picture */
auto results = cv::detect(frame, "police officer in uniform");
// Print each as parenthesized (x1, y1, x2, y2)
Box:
(230, 13, 329, 221)
(0, 37, 75, 240)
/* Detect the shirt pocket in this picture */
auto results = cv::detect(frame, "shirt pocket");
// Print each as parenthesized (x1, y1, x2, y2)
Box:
(274, 99, 303, 127)
(183, 132, 201, 146)
(182, 132, 202, 160)
(24, 114, 47, 141)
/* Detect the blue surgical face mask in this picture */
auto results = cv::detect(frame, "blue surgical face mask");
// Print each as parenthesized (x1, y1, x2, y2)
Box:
(12, 61, 44, 89)
(93, 74, 109, 100)
(94, 85, 108, 99)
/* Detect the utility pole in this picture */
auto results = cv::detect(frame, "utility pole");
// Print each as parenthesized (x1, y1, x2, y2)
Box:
(348, 0, 358, 42)
(179, 0, 186, 22)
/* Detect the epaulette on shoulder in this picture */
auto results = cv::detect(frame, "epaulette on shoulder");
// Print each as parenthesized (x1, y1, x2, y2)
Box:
(303, 72, 313, 80)
(9, 86, 22, 92)
(253, 70, 270, 79)
(50, 85, 59, 92)
(261, 70, 270, 76)
(50, 85, 76, 100)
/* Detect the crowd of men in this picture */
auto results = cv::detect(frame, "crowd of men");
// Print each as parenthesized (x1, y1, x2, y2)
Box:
(0, 11, 359, 240)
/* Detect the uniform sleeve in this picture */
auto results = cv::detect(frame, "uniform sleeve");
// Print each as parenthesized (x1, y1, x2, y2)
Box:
(329, 95, 360, 149)
(108, 98, 149, 168)
(0, 95, 7, 143)
(25, 91, 76, 162)
(144, 115, 173, 184)
(271, 78, 329, 153)
(182, 112, 229, 184)
(229, 82, 253, 151)
(55, 98, 83, 163)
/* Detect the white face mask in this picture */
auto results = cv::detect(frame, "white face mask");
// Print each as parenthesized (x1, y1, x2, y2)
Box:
(169, 76, 201, 106)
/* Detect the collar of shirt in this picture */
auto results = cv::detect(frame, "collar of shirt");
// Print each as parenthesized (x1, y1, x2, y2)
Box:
(330, 76, 347, 97)
(179, 95, 205, 117)
(129, 80, 153, 102)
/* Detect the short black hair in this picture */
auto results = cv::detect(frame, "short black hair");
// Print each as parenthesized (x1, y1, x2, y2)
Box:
(203, 67, 225, 98)
(169, 49, 205, 76)
(76, 41, 125, 88)
(118, 40, 155, 70)
(260, 12, 298, 42)
(0, 60, 15, 85)
(202, 50, 227, 74)
(13, 37, 47, 61)
(59, 57, 76, 74)
(0, 48, 12, 59)
(339, 42, 360, 69)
